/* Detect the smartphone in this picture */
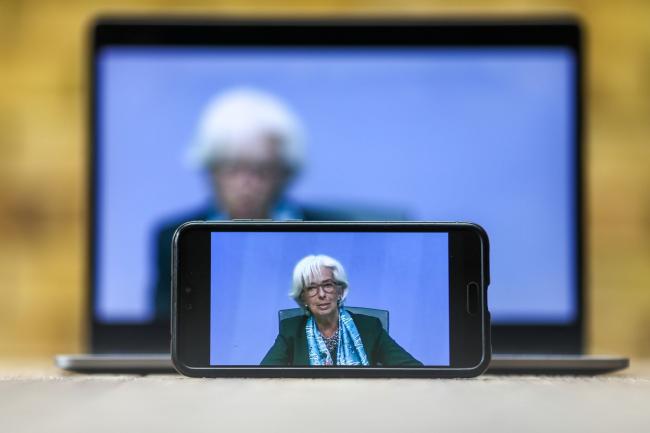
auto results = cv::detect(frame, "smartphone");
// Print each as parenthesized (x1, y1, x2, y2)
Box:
(172, 221, 490, 378)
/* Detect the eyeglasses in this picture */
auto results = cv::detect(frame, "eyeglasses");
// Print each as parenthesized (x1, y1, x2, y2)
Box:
(215, 161, 286, 179)
(304, 280, 340, 297)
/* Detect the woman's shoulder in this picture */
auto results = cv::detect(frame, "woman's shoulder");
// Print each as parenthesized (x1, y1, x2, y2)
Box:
(278, 314, 308, 334)
(348, 312, 383, 332)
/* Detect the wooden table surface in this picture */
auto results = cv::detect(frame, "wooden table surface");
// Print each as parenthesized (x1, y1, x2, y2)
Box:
(1, 358, 649, 433)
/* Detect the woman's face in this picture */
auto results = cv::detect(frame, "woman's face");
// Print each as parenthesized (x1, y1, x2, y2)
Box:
(210, 135, 289, 219)
(300, 267, 342, 320)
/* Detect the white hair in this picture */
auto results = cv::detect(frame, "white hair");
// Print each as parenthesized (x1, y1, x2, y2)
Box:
(187, 87, 305, 171)
(289, 255, 349, 309)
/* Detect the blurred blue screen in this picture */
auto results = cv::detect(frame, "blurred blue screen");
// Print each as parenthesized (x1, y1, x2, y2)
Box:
(95, 47, 576, 324)
(209, 231, 450, 366)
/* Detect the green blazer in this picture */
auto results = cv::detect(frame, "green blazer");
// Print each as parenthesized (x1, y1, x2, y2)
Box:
(261, 312, 423, 367)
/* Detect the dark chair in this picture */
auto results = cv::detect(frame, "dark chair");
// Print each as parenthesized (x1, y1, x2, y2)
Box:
(278, 307, 389, 333)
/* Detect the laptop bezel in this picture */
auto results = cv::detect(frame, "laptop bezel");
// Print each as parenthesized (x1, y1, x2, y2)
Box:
(88, 16, 584, 354)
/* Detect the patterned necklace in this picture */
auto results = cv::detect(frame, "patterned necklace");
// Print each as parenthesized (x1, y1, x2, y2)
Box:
(322, 328, 339, 360)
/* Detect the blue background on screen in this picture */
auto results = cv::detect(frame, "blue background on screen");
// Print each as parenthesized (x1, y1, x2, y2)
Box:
(95, 47, 575, 324)
(209, 232, 450, 366)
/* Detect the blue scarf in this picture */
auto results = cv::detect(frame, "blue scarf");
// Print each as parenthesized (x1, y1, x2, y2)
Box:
(306, 307, 369, 366)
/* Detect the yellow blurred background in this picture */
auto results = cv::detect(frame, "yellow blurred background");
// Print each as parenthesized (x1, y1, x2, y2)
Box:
(0, 0, 648, 358)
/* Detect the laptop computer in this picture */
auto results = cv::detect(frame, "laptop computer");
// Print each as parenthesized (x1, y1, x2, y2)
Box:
(55, 16, 627, 374)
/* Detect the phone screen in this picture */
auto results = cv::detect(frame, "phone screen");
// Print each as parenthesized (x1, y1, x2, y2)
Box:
(173, 222, 489, 376)
(209, 231, 450, 367)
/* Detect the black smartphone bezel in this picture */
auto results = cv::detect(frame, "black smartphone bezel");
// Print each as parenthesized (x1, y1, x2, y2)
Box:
(171, 221, 490, 378)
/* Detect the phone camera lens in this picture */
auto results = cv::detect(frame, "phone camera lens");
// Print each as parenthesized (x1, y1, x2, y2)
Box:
(184, 286, 192, 294)
(185, 303, 193, 311)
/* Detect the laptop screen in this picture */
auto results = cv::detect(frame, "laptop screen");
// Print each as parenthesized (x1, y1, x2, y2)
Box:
(94, 46, 576, 326)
